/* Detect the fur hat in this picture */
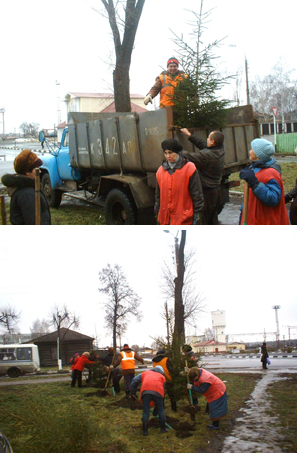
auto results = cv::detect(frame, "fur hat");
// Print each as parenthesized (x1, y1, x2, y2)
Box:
(14, 149, 43, 175)
(251, 139, 275, 164)
(161, 139, 183, 154)
(167, 57, 179, 67)
(108, 347, 114, 354)
(82, 352, 90, 358)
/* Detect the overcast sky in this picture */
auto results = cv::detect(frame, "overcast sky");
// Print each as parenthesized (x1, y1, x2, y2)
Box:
(0, 227, 296, 348)
(0, 0, 295, 133)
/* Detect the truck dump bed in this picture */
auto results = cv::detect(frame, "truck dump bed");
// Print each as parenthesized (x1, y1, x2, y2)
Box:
(68, 105, 258, 175)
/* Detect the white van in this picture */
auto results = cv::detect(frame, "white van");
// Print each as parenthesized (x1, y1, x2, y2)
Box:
(0, 344, 40, 378)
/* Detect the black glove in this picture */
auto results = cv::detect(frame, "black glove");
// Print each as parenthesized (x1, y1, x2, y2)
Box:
(285, 194, 292, 204)
(239, 168, 258, 190)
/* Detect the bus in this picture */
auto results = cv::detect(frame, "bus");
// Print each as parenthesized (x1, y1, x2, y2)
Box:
(0, 344, 40, 378)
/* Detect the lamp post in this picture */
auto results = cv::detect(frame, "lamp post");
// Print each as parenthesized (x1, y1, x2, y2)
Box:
(228, 45, 250, 105)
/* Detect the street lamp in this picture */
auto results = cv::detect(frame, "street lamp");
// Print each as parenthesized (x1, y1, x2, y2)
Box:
(228, 45, 250, 105)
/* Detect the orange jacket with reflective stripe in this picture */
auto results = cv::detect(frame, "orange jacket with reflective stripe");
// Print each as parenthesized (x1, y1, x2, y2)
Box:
(120, 350, 135, 370)
(159, 72, 187, 108)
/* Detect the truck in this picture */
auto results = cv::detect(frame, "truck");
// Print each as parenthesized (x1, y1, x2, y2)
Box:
(39, 105, 259, 224)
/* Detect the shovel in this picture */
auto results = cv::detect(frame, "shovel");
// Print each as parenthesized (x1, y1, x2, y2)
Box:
(186, 361, 196, 422)
(242, 181, 249, 225)
(98, 353, 115, 397)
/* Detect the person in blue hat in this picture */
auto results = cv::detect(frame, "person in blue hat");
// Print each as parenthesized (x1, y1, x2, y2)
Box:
(239, 138, 289, 225)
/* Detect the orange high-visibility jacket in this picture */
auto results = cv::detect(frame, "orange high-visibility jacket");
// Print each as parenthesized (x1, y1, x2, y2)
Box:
(120, 350, 136, 370)
(159, 72, 187, 108)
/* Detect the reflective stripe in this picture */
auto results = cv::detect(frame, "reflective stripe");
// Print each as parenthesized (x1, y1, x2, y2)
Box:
(121, 350, 135, 370)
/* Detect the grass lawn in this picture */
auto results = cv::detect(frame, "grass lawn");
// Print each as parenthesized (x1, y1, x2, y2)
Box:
(0, 373, 260, 453)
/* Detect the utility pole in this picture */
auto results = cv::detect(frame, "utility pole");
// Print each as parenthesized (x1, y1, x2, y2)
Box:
(272, 305, 281, 350)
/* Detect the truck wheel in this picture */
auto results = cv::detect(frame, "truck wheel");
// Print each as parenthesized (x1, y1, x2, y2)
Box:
(41, 173, 62, 208)
(105, 189, 137, 225)
(7, 367, 21, 378)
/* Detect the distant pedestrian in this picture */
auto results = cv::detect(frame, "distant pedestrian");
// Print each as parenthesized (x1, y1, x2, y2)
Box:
(71, 352, 96, 388)
(1, 149, 51, 225)
(39, 130, 45, 149)
(154, 139, 204, 225)
(284, 177, 297, 224)
(260, 342, 269, 370)
(239, 139, 289, 225)
(108, 344, 144, 397)
(187, 367, 228, 430)
(130, 366, 167, 436)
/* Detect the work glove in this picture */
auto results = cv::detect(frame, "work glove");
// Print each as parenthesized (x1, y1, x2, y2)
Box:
(239, 168, 259, 190)
(187, 383, 193, 390)
(184, 366, 189, 373)
(285, 194, 292, 204)
(144, 94, 153, 105)
(193, 213, 202, 225)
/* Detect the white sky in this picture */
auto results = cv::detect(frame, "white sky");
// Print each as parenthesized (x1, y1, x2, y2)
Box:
(0, 0, 295, 133)
(0, 227, 296, 348)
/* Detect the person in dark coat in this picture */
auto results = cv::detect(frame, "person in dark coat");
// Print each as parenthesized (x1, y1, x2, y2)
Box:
(97, 347, 122, 393)
(260, 342, 269, 370)
(155, 139, 204, 225)
(187, 367, 228, 430)
(285, 177, 297, 225)
(152, 348, 177, 411)
(1, 149, 51, 225)
(180, 129, 225, 224)
(130, 366, 167, 436)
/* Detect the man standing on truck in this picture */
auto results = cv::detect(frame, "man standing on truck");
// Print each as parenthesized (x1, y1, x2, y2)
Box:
(144, 57, 188, 108)
(155, 139, 204, 225)
(180, 129, 225, 225)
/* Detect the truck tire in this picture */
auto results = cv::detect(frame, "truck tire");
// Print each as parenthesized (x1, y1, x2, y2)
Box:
(7, 367, 21, 378)
(105, 189, 137, 225)
(41, 173, 62, 208)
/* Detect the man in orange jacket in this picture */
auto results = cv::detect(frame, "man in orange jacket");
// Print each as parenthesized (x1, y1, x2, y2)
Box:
(71, 352, 96, 388)
(108, 344, 144, 397)
(144, 57, 188, 108)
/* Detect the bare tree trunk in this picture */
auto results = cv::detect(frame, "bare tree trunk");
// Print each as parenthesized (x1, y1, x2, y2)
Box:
(174, 230, 186, 341)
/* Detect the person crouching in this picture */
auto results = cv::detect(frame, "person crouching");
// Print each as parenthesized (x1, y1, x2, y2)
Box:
(71, 352, 96, 388)
(130, 366, 167, 436)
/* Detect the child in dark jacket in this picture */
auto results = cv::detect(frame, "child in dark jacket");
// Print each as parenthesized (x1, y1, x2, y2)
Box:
(239, 139, 289, 225)
(71, 352, 95, 388)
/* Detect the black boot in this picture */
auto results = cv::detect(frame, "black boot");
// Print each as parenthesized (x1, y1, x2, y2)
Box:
(160, 421, 168, 433)
(142, 423, 148, 436)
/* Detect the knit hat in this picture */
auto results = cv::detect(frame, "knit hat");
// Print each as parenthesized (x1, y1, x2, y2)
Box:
(251, 139, 275, 164)
(123, 344, 129, 349)
(14, 149, 43, 175)
(183, 344, 192, 352)
(167, 57, 179, 67)
(161, 139, 183, 154)
(157, 349, 165, 355)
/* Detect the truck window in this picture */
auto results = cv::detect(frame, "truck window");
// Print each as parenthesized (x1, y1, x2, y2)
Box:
(62, 131, 69, 147)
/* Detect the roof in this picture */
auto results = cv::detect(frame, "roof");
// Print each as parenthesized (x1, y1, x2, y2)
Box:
(57, 121, 67, 129)
(193, 340, 226, 347)
(29, 327, 94, 343)
(65, 92, 145, 99)
(100, 101, 147, 113)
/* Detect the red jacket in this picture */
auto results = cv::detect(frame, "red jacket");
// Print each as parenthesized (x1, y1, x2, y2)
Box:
(156, 161, 197, 225)
(72, 355, 95, 372)
(194, 369, 226, 403)
(141, 370, 165, 398)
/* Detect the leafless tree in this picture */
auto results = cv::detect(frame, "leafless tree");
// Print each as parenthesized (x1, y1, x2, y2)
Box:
(98, 263, 142, 350)
(204, 327, 215, 341)
(48, 305, 80, 360)
(0, 305, 21, 334)
(30, 318, 50, 338)
(160, 237, 206, 340)
(100, 0, 146, 111)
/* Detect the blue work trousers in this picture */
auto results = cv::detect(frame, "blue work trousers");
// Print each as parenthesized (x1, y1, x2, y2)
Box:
(141, 394, 165, 424)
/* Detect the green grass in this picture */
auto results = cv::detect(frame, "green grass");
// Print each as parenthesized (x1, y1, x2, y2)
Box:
(0, 373, 261, 453)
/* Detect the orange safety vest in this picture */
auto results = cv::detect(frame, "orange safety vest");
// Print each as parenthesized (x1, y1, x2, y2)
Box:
(159, 72, 188, 108)
(153, 358, 172, 382)
(156, 162, 196, 225)
(194, 369, 226, 403)
(120, 350, 135, 370)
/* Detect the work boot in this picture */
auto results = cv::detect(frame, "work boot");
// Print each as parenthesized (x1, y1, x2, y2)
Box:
(142, 423, 148, 436)
(160, 421, 168, 433)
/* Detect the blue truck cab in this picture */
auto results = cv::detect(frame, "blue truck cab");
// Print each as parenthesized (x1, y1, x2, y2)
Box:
(39, 128, 81, 207)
